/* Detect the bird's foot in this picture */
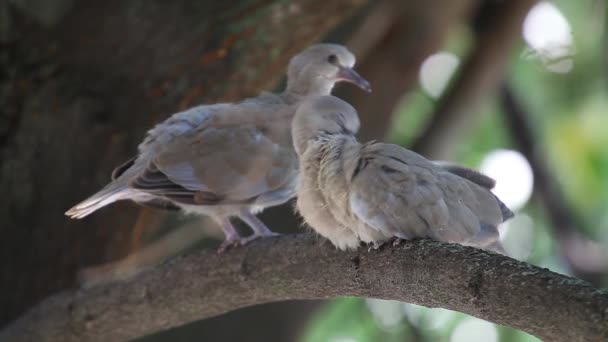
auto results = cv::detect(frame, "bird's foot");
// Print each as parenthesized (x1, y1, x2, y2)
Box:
(240, 231, 281, 246)
(217, 237, 242, 254)
(238, 210, 281, 245)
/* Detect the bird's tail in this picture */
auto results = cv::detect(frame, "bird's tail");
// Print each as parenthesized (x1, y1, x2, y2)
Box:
(494, 194, 514, 222)
(65, 182, 130, 219)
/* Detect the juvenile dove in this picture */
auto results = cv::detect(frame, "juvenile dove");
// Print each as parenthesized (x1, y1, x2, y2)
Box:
(292, 96, 513, 252)
(66, 44, 371, 251)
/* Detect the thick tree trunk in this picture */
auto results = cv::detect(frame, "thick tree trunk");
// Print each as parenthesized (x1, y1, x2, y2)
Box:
(0, 0, 366, 326)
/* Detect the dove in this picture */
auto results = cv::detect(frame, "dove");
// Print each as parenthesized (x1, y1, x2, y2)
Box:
(65, 44, 371, 252)
(292, 96, 513, 252)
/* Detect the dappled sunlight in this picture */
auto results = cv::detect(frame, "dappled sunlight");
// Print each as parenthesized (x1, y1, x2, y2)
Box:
(479, 150, 534, 211)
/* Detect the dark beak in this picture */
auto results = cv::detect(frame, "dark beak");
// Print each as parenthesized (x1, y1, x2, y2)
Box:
(336, 66, 372, 92)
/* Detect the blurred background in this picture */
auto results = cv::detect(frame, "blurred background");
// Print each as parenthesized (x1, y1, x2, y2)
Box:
(1, 0, 606, 341)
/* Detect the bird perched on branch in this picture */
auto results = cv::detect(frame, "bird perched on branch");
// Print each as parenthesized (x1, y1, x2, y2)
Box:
(66, 44, 371, 252)
(292, 95, 513, 252)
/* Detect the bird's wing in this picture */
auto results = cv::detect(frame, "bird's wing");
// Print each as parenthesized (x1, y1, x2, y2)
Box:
(130, 123, 296, 207)
(433, 162, 512, 222)
(347, 142, 452, 240)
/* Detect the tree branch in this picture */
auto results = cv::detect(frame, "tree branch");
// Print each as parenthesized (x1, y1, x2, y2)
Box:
(2, 234, 606, 342)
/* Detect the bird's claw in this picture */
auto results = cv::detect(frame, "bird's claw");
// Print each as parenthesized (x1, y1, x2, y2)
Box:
(217, 238, 242, 254)
(240, 231, 281, 246)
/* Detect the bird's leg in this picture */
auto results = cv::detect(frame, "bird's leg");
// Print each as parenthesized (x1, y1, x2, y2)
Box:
(238, 210, 280, 245)
(217, 218, 243, 253)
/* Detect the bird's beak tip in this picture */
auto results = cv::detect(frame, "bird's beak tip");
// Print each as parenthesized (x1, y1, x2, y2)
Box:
(336, 66, 371, 93)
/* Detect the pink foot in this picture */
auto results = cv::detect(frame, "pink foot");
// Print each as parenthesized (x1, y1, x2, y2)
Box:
(216, 218, 243, 253)
(240, 231, 281, 246)
(217, 237, 242, 254)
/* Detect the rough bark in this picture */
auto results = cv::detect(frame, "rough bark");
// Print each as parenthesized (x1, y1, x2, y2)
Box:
(2, 234, 606, 342)
(0, 0, 366, 326)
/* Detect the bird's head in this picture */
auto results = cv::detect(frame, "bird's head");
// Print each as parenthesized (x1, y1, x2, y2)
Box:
(286, 44, 371, 96)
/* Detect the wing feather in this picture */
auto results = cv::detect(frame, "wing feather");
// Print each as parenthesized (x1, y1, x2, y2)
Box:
(348, 143, 449, 240)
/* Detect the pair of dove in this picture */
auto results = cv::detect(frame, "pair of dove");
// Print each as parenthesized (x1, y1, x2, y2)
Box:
(66, 43, 512, 253)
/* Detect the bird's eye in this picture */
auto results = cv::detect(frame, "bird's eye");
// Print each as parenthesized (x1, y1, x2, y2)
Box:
(327, 54, 338, 64)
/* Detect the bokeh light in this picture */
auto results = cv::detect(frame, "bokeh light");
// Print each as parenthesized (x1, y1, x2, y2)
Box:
(500, 214, 535, 260)
(419, 52, 460, 98)
(522, 2, 574, 73)
(479, 150, 534, 211)
(330, 338, 358, 342)
(365, 299, 406, 328)
(450, 318, 498, 342)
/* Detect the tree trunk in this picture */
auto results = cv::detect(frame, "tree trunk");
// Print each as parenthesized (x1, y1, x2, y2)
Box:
(0, 0, 367, 326)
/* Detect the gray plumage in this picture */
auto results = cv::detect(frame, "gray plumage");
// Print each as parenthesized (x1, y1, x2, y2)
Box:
(292, 95, 513, 252)
(66, 44, 370, 251)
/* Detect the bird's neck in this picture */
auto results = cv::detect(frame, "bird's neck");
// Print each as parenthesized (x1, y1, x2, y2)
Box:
(316, 134, 361, 189)
(284, 77, 335, 102)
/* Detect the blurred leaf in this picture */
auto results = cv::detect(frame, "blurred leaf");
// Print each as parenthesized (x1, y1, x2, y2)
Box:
(300, 298, 380, 342)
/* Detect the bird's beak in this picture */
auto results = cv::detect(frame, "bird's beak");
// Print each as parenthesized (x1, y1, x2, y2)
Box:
(335, 66, 372, 92)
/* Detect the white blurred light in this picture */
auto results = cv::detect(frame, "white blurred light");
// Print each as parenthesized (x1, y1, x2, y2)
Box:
(419, 52, 460, 98)
(480, 149, 534, 211)
(500, 214, 535, 260)
(522, 2, 574, 73)
(366, 299, 405, 328)
(450, 318, 498, 342)
(402, 303, 425, 326)
(546, 58, 574, 73)
(426, 308, 458, 331)
(402, 303, 458, 330)
(330, 339, 358, 342)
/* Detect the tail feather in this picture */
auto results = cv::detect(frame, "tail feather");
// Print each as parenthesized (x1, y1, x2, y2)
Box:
(65, 183, 130, 219)
(438, 162, 497, 189)
(494, 195, 514, 222)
